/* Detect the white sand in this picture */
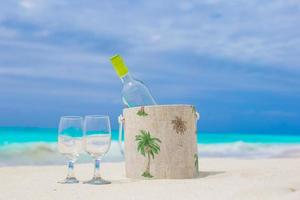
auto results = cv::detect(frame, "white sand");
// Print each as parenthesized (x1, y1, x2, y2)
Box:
(0, 158, 300, 200)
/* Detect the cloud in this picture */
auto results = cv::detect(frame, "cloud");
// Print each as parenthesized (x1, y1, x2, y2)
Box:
(20, 0, 36, 9)
(55, 1, 300, 66)
(1, 0, 300, 68)
(0, 0, 299, 130)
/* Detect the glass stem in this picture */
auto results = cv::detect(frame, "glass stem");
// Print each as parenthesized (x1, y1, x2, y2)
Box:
(94, 159, 101, 178)
(67, 161, 75, 178)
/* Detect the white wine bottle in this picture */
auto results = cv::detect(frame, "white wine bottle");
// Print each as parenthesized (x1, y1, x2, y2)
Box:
(110, 55, 157, 107)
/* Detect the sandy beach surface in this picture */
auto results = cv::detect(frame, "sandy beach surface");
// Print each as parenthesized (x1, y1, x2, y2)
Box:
(0, 158, 300, 200)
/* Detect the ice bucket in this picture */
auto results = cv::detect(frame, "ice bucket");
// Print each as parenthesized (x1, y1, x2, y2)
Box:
(118, 104, 200, 179)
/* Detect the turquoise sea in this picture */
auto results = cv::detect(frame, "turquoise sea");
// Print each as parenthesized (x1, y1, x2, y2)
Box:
(0, 127, 300, 166)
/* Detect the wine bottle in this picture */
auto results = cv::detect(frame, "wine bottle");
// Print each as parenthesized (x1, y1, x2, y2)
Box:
(110, 55, 157, 107)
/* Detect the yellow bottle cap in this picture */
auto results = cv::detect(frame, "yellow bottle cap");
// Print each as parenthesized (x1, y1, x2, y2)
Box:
(110, 54, 129, 78)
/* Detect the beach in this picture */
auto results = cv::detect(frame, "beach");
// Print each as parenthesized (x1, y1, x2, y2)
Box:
(1, 129, 300, 199)
(1, 158, 300, 200)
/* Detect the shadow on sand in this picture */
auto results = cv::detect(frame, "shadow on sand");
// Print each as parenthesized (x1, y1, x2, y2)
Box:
(110, 171, 226, 184)
(196, 171, 225, 178)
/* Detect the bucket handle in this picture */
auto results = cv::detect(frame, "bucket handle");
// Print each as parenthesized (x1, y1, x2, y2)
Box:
(118, 114, 124, 155)
(196, 112, 200, 121)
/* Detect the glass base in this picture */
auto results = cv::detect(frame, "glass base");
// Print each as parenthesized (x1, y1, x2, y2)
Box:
(83, 177, 111, 185)
(58, 177, 80, 184)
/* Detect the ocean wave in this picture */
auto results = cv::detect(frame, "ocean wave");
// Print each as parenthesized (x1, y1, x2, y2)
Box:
(0, 142, 300, 166)
(0, 142, 123, 166)
(198, 142, 300, 158)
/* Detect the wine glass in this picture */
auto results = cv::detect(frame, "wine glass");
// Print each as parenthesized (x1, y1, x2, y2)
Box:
(58, 116, 83, 184)
(83, 115, 112, 185)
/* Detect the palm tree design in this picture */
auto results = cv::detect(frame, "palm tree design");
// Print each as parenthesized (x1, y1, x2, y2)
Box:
(172, 116, 187, 135)
(137, 106, 148, 116)
(191, 106, 197, 116)
(194, 153, 199, 173)
(192, 106, 198, 135)
(135, 130, 161, 178)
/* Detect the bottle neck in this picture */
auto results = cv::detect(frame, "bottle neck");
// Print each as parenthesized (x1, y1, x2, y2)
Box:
(120, 73, 133, 84)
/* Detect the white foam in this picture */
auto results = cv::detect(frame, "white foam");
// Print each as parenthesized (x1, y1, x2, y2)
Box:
(198, 142, 300, 158)
(0, 142, 123, 166)
(0, 141, 300, 166)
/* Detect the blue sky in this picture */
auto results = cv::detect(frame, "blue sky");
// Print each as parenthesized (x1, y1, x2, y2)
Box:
(0, 0, 299, 133)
